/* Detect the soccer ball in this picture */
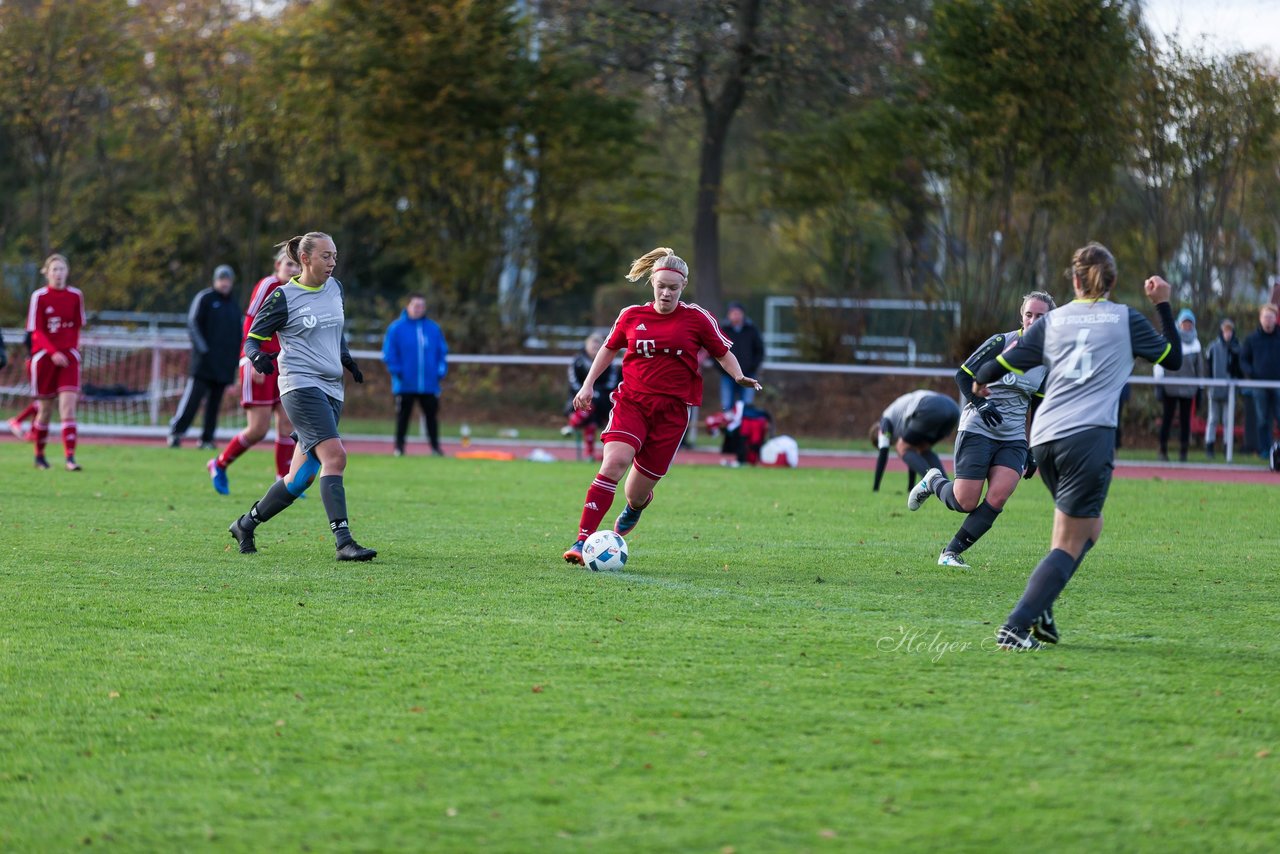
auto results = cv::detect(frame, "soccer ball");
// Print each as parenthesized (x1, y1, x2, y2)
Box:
(582, 530, 628, 572)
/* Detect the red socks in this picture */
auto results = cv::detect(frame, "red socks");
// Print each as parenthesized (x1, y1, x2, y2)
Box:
(582, 425, 596, 457)
(61, 421, 77, 459)
(215, 432, 293, 477)
(275, 435, 295, 478)
(217, 432, 250, 469)
(576, 474, 618, 540)
(33, 423, 49, 456)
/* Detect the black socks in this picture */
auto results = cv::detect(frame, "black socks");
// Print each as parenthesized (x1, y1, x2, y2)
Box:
(946, 500, 1002, 554)
(240, 478, 298, 531)
(1007, 546, 1087, 630)
(901, 449, 929, 479)
(237, 473, 357, 551)
(320, 475, 354, 548)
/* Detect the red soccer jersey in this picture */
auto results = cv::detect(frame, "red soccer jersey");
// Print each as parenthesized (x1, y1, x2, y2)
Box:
(242, 275, 284, 355)
(605, 301, 732, 405)
(26, 286, 86, 355)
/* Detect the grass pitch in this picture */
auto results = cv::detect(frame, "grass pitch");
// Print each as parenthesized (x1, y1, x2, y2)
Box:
(0, 444, 1277, 851)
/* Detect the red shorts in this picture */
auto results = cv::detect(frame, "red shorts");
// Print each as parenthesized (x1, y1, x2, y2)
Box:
(30, 350, 81, 398)
(239, 362, 281, 407)
(601, 390, 691, 479)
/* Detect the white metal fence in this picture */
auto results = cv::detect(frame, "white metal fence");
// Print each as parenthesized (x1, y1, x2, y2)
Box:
(3, 328, 1277, 462)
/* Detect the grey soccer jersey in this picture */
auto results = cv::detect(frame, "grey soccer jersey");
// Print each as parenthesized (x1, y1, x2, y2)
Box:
(880, 389, 960, 444)
(958, 329, 1047, 442)
(994, 299, 1175, 445)
(881, 389, 937, 438)
(246, 276, 351, 401)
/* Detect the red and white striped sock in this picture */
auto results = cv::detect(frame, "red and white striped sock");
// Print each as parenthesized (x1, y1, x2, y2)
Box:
(576, 474, 618, 540)
(274, 435, 296, 478)
(61, 421, 77, 458)
(217, 432, 251, 469)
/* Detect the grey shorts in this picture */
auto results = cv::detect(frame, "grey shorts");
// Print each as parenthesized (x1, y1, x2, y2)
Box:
(901, 396, 961, 446)
(281, 386, 344, 455)
(954, 431, 1028, 480)
(1034, 426, 1115, 518)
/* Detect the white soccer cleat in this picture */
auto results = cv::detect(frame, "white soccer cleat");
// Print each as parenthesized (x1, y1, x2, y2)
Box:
(907, 467, 944, 511)
(937, 550, 970, 568)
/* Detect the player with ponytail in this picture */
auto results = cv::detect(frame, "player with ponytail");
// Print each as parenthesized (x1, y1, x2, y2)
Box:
(227, 232, 377, 561)
(562, 247, 761, 565)
(971, 242, 1181, 648)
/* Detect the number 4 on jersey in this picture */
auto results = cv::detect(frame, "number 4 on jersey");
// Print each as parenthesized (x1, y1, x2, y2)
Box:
(1062, 328, 1093, 384)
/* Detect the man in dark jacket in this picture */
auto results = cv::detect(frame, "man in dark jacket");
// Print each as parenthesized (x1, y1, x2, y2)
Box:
(1203, 318, 1243, 458)
(717, 302, 765, 412)
(168, 265, 243, 448)
(1241, 302, 1280, 459)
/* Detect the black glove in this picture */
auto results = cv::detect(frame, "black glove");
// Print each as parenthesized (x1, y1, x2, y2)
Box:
(0, 349, 7, 370)
(342, 354, 364, 384)
(975, 399, 1003, 428)
(248, 350, 277, 375)
(1023, 448, 1038, 480)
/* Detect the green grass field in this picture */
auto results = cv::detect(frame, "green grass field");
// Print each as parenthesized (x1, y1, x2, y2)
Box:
(1, 444, 1277, 851)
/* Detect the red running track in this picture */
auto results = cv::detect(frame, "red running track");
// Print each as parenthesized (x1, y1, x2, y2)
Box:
(46, 432, 1276, 486)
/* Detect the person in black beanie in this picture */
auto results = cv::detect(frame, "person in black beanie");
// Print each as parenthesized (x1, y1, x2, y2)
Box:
(169, 264, 243, 449)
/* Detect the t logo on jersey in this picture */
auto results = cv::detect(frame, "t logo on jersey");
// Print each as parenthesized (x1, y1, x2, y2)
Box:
(636, 339, 656, 357)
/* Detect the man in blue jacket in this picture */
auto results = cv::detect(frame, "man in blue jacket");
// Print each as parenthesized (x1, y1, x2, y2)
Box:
(1241, 302, 1280, 458)
(382, 295, 448, 456)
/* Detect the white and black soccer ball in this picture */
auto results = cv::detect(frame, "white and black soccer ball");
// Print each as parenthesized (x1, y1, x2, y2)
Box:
(582, 530, 628, 572)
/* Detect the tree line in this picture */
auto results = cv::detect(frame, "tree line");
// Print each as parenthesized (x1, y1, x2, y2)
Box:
(1, 0, 1277, 354)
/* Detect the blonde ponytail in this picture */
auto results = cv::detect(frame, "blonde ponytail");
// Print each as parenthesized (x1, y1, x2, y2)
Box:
(274, 231, 333, 265)
(626, 247, 688, 283)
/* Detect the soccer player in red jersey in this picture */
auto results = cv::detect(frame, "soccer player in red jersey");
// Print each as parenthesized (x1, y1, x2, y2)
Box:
(207, 248, 302, 494)
(26, 254, 86, 471)
(562, 247, 762, 565)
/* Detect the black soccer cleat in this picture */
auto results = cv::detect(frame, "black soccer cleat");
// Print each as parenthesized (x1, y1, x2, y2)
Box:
(336, 542, 377, 561)
(1031, 608, 1060, 644)
(34, 454, 50, 470)
(228, 517, 257, 554)
(995, 624, 1042, 651)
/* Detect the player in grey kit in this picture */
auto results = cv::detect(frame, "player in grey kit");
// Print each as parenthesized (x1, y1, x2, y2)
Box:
(227, 232, 377, 561)
(872, 390, 961, 492)
(971, 243, 1181, 649)
(908, 291, 1055, 568)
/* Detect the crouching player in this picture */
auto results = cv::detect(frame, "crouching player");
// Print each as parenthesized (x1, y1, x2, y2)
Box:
(871, 390, 960, 493)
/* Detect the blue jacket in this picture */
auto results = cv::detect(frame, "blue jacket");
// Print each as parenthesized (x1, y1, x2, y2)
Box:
(382, 310, 448, 395)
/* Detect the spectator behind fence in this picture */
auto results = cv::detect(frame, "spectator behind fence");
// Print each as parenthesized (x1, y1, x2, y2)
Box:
(169, 265, 243, 449)
(562, 332, 620, 459)
(717, 301, 765, 412)
(1241, 302, 1280, 459)
(1203, 317, 1243, 459)
(1153, 307, 1203, 462)
(382, 294, 448, 456)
